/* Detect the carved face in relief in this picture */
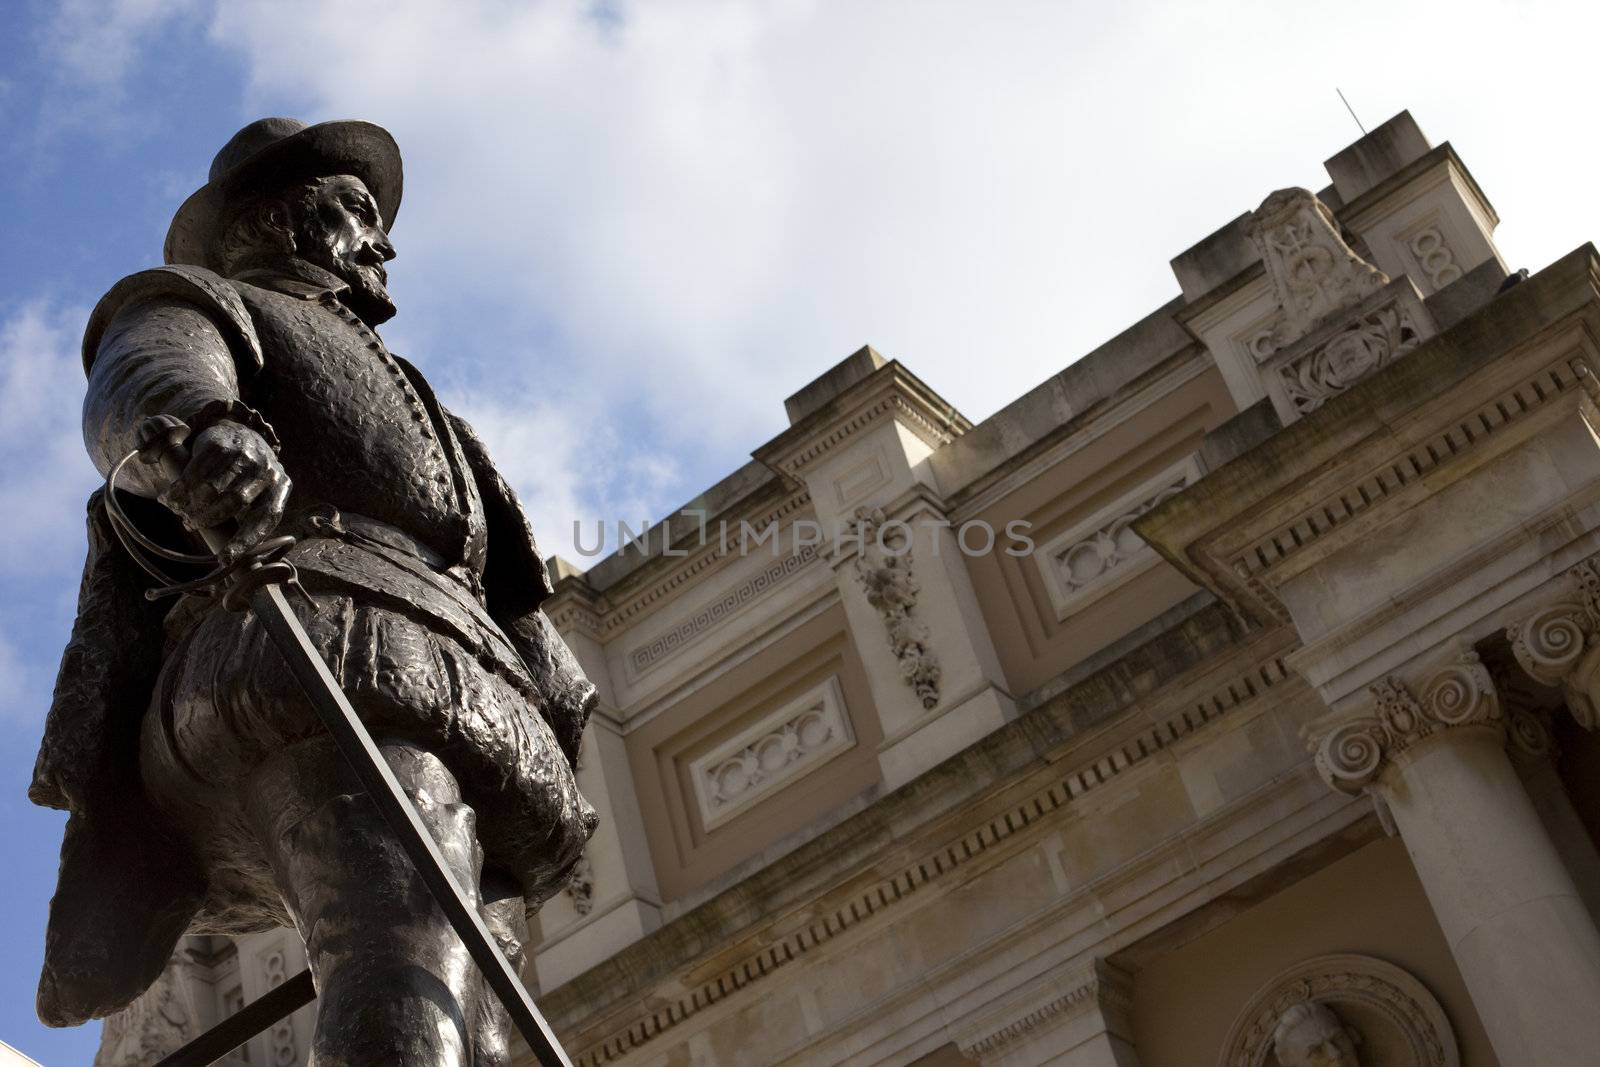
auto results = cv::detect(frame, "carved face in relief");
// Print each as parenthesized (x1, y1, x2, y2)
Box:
(1272, 1002, 1360, 1067)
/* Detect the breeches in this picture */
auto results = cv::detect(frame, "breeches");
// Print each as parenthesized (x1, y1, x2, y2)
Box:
(140, 590, 596, 933)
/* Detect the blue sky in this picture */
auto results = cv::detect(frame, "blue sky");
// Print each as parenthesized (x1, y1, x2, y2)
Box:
(4, 1, 1600, 1061)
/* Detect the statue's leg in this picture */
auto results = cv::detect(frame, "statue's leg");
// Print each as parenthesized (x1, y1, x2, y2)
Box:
(471, 872, 528, 1067)
(246, 738, 486, 1067)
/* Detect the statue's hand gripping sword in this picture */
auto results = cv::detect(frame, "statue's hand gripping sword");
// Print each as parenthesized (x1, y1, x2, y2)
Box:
(108, 415, 573, 1067)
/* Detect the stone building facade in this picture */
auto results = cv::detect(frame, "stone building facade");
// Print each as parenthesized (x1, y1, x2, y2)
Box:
(101, 111, 1600, 1066)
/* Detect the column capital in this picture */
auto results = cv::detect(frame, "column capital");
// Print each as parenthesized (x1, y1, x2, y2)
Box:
(1311, 650, 1502, 795)
(1505, 554, 1600, 730)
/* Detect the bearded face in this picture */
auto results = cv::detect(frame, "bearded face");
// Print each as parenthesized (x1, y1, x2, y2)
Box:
(292, 174, 398, 326)
(1272, 1003, 1360, 1067)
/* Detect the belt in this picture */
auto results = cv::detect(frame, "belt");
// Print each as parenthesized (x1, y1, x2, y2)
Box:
(301, 507, 485, 601)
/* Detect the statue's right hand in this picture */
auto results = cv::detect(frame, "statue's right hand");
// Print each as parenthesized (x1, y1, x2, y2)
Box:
(157, 420, 291, 563)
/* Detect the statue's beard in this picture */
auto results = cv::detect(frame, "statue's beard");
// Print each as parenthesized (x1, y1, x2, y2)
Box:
(333, 257, 396, 326)
(297, 230, 396, 326)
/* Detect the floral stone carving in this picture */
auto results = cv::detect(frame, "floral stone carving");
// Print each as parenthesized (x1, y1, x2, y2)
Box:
(1276, 301, 1422, 415)
(1219, 953, 1458, 1067)
(564, 849, 595, 917)
(850, 507, 941, 709)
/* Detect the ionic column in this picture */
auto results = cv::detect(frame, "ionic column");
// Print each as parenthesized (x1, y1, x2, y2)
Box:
(1495, 694, 1600, 925)
(1310, 651, 1600, 1064)
(1504, 557, 1600, 729)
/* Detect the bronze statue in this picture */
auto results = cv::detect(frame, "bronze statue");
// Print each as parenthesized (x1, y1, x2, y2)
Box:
(29, 117, 599, 1065)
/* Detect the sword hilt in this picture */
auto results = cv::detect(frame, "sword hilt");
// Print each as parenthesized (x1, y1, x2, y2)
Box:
(135, 413, 231, 557)
(126, 414, 309, 612)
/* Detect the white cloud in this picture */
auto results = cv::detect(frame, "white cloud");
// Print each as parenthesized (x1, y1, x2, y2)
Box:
(0, 301, 98, 728)
(43, 0, 202, 89)
(0, 302, 100, 581)
(443, 381, 679, 562)
(41, 0, 1600, 556)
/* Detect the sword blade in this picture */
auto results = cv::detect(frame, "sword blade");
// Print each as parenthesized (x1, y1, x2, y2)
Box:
(250, 581, 573, 1067)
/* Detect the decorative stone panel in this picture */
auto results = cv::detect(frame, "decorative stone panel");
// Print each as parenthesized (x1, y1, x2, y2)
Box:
(1397, 214, 1463, 292)
(565, 646, 1293, 1067)
(1036, 455, 1203, 621)
(258, 943, 299, 1066)
(1247, 186, 1387, 349)
(1258, 276, 1435, 423)
(688, 676, 855, 830)
(1238, 186, 1440, 424)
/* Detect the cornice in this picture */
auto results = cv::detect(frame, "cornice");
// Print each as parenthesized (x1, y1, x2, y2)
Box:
(544, 487, 817, 641)
(754, 360, 971, 483)
(1339, 141, 1500, 232)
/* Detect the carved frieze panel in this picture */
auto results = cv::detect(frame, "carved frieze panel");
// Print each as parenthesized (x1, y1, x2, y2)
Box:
(1258, 277, 1435, 423)
(687, 675, 855, 830)
(624, 544, 819, 681)
(1219, 953, 1458, 1067)
(1276, 302, 1422, 415)
(1035, 455, 1203, 621)
(569, 644, 1293, 1067)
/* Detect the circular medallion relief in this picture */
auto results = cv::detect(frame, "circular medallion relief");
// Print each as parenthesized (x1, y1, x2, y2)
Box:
(1218, 954, 1458, 1067)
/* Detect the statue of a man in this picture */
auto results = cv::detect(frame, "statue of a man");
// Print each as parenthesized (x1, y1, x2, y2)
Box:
(1271, 1001, 1361, 1067)
(30, 117, 599, 1065)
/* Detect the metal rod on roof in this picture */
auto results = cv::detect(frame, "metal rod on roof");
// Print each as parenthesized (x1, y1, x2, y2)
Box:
(1336, 88, 1367, 135)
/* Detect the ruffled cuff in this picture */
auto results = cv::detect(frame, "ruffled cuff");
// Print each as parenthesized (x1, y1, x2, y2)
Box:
(187, 398, 281, 452)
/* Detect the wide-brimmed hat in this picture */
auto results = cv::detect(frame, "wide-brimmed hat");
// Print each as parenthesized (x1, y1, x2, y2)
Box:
(164, 117, 403, 272)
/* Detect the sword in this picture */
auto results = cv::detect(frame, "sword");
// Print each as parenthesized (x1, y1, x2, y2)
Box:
(117, 415, 573, 1067)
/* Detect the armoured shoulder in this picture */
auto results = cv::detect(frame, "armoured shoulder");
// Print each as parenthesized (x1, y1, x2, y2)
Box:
(82, 265, 263, 375)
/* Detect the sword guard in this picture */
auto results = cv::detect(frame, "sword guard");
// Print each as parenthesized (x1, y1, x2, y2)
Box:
(110, 415, 309, 613)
